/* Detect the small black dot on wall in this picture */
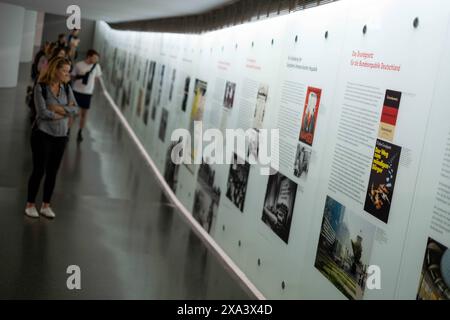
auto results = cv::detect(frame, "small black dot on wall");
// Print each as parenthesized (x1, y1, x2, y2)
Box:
(281, 281, 286, 290)
(295, 35, 298, 43)
(222, 225, 225, 231)
(325, 31, 329, 39)
(251, 41, 254, 48)
(271, 39, 274, 45)
(363, 25, 367, 35)
(238, 240, 241, 247)
(235, 44, 238, 49)
(257, 258, 261, 266)
(413, 17, 419, 28)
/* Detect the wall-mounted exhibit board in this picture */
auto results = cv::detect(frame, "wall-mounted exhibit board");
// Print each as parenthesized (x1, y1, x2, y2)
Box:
(93, 0, 450, 299)
(211, 15, 290, 295)
(243, 1, 350, 299)
(396, 21, 450, 300)
(299, 0, 450, 300)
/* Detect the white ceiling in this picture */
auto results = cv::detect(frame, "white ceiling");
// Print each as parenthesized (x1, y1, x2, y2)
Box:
(1, 0, 236, 22)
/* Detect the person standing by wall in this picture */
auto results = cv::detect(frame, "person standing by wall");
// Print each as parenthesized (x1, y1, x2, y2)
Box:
(31, 41, 50, 82)
(67, 29, 80, 61)
(67, 29, 79, 47)
(25, 57, 78, 219)
(71, 49, 102, 142)
(56, 33, 67, 50)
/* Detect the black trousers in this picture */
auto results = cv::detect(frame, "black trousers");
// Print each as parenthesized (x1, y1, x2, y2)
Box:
(27, 129, 68, 203)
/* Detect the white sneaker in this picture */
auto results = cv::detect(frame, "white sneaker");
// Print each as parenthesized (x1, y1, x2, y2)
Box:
(40, 207, 56, 219)
(25, 206, 39, 218)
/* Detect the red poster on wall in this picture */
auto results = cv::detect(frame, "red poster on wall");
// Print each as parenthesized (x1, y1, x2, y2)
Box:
(299, 86, 322, 146)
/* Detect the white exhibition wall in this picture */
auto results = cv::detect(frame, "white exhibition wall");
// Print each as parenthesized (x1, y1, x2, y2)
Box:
(93, 0, 450, 300)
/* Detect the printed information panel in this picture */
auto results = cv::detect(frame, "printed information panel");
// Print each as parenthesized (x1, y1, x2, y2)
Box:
(94, 0, 450, 299)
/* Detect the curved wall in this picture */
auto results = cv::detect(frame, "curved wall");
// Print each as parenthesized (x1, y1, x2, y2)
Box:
(94, 0, 450, 300)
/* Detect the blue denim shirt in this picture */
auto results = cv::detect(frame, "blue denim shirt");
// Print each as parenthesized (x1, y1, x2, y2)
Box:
(34, 83, 79, 137)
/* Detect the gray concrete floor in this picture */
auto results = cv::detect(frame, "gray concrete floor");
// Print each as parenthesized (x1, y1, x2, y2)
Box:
(0, 63, 249, 300)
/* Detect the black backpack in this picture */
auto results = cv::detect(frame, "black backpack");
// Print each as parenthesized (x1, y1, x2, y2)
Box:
(28, 83, 71, 122)
(31, 50, 45, 81)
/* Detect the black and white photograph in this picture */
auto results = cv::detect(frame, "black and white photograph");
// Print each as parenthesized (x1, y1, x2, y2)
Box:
(156, 64, 165, 108)
(151, 102, 157, 121)
(126, 82, 131, 108)
(314, 195, 376, 300)
(169, 69, 177, 102)
(164, 139, 182, 192)
(226, 153, 250, 212)
(181, 76, 190, 112)
(143, 61, 156, 125)
(223, 81, 236, 110)
(417, 237, 450, 300)
(192, 163, 222, 234)
(253, 84, 269, 131)
(159, 109, 169, 142)
(261, 171, 297, 243)
(151, 64, 165, 121)
(293, 143, 311, 179)
(136, 88, 144, 118)
(143, 60, 150, 87)
(120, 86, 127, 111)
(247, 129, 259, 164)
(110, 47, 117, 85)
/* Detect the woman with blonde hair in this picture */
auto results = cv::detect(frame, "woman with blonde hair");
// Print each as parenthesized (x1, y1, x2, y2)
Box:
(25, 57, 78, 219)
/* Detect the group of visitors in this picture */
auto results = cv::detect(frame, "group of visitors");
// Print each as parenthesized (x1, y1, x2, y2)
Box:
(25, 28, 102, 219)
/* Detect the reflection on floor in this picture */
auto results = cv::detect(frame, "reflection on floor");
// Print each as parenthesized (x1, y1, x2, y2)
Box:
(0, 63, 249, 299)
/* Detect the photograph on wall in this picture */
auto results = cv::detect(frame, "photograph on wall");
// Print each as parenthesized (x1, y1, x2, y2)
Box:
(143, 60, 149, 87)
(223, 81, 236, 110)
(378, 89, 402, 142)
(192, 163, 222, 234)
(136, 88, 144, 118)
(159, 109, 169, 142)
(136, 67, 141, 82)
(120, 86, 127, 111)
(151, 103, 157, 121)
(314, 195, 376, 300)
(115, 75, 124, 102)
(157, 65, 165, 107)
(181, 76, 191, 112)
(130, 54, 137, 80)
(187, 79, 208, 166)
(151, 64, 166, 121)
(127, 53, 134, 79)
(226, 153, 250, 212)
(164, 139, 182, 192)
(110, 48, 117, 84)
(169, 69, 177, 102)
(261, 171, 297, 244)
(253, 84, 269, 131)
(126, 82, 131, 107)
(115, 50, 124, 88)
(299, 86, 322, 146)
(293, 143, 311, 179)
(247, 128, 259, 164)
(364, 139, 401, 224)
(143, 61, 156, 125)
(417, 237, 450, 300)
